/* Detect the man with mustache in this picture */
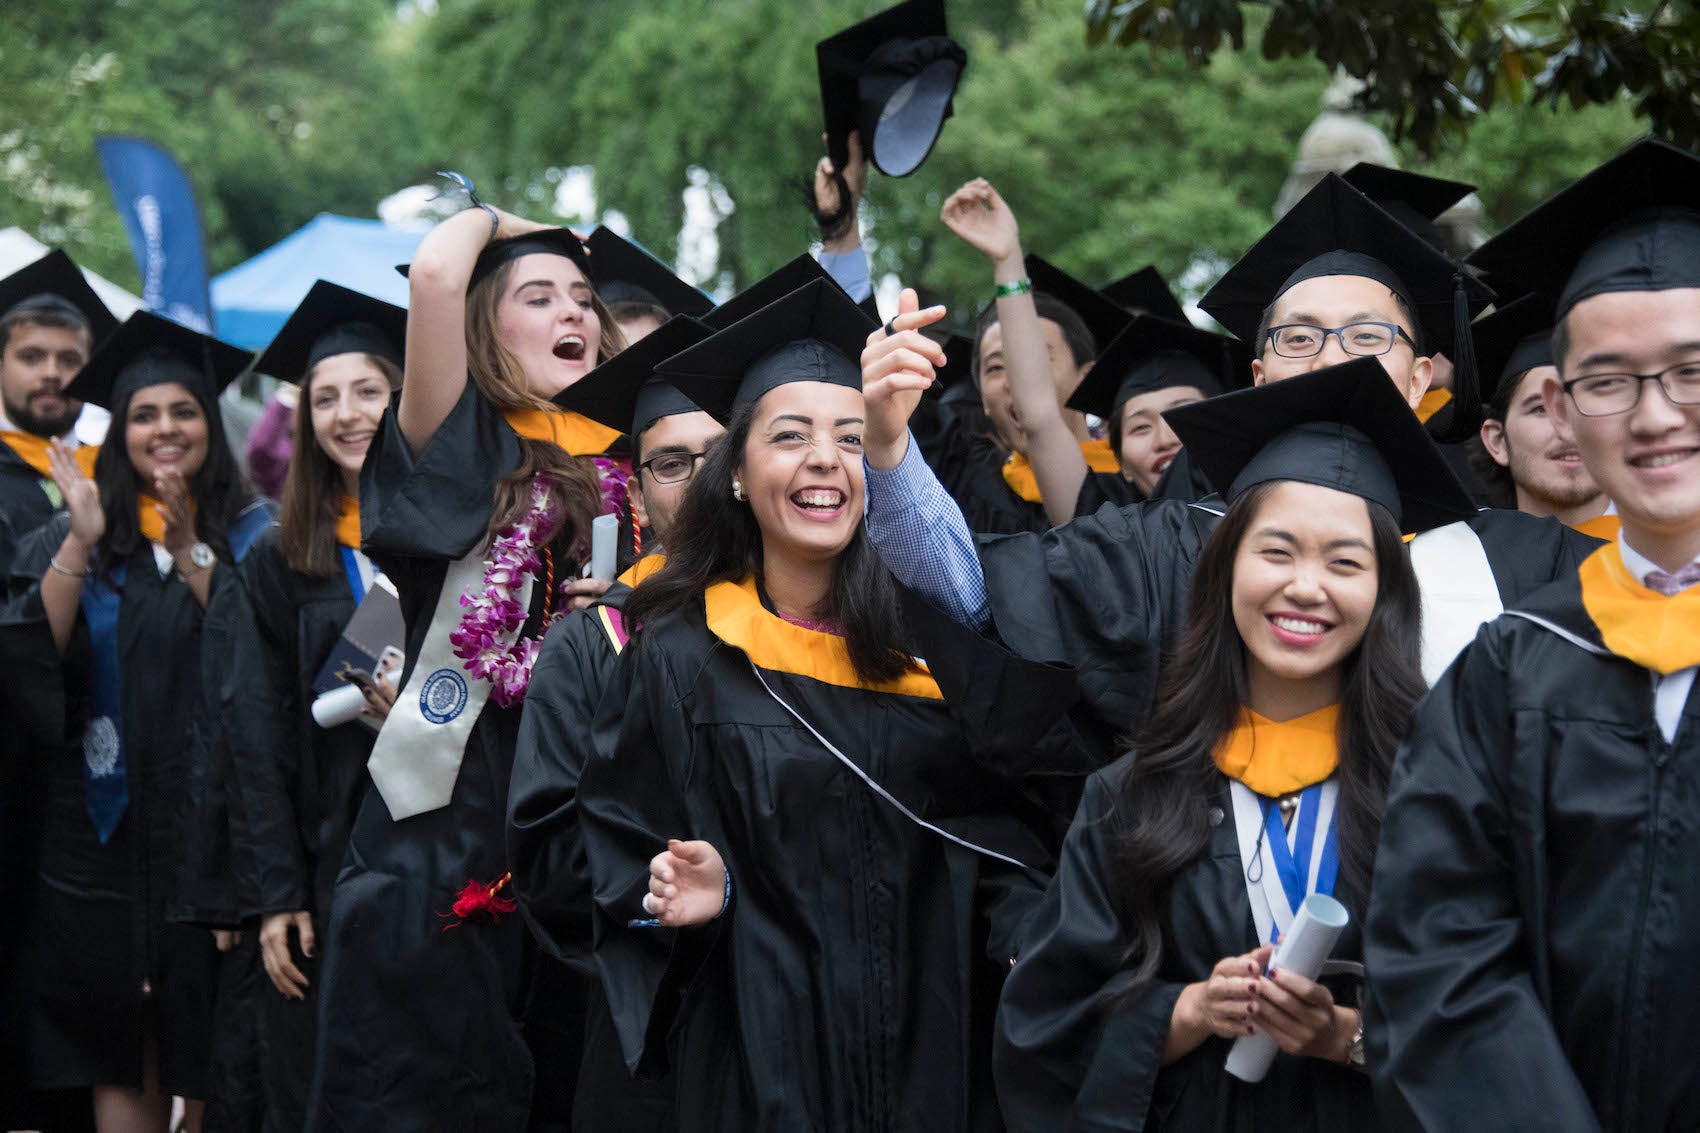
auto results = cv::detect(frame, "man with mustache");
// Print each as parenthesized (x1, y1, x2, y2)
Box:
(0, 251, 116, 573)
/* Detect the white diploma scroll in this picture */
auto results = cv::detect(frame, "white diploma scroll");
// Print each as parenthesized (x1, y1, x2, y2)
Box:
(310, 683, 367, 729)
(588, 513, 619, 582)
(1224, 892, 1350, 1083)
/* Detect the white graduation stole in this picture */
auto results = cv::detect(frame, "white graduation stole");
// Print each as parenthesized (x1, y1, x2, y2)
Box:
(1409, 519, 1503, 684)
(1230, 778, 1341, 946)
(367, 548, 534, 821)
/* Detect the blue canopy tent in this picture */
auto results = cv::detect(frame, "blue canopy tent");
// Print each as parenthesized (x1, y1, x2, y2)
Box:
(211, 214, 422, 351)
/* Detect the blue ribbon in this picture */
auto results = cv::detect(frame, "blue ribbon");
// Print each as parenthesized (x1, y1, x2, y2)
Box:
(1261, 784, 1340, 941)
(82, 567, 129, 844)
(340, 545, 367, 604)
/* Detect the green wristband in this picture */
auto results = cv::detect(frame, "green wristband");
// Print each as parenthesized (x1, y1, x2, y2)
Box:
(994, 277, 1033, 299)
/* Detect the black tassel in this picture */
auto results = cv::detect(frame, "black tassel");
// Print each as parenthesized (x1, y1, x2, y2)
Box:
(1428, 271, 1482, 445)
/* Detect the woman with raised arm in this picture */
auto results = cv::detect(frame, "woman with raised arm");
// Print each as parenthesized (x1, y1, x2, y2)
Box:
(218, 282, 405, 1132)
(6, 312, 269, 1133)
(306, 198, 628, 1130)
(990, 367, 1455, 1132)
(576, 279, 1050, 1132)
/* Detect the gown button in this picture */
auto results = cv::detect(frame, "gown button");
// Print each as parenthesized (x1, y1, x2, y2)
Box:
(1208, 806, 1225, 827)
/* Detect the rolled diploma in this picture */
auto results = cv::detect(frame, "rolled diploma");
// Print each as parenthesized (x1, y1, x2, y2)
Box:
(1223, 892, 1350, 1083)
(588, 513, 619, 582)
(311, 683, 369, 729)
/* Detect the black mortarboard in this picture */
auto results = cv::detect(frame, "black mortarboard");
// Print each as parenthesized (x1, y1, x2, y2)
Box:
(817, 0, 966, 178)
(65, 310, 253, 411)
(654, 279, 877, 424)
(586, 227, 714, 317)
(1200, 173, 1494, 444)
(1466, 137, 1700, 322)
(554, 313, 711, 439)
(1342, 163, 1474, 251)
(397, 227, 595, 291)
(702, 254, 846, 330)
(1099, 265, 1189, 325)
(933, 332, 974, 392)
(253, 280, 405, 382)
(1023, 254, 1133, 355)
(1065, 315, 1250, 418)
(1472, 294, 1557, 410)
(0, 249, 120, 342)
(1165, 356, 1477, 534)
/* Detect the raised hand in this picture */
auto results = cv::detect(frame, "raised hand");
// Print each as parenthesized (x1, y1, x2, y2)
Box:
(49, 439, 103, 549)
(153, 466, 196, 554)
(643, 838, 728, 927)
(941, 178, 1022, 267)
(861, 287, 948, 469)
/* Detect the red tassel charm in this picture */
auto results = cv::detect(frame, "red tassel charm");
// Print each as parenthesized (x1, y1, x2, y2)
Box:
(440, 872, 518, 931)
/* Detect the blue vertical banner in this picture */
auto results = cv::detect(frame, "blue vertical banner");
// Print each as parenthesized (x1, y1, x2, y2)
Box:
(95, 134, 214, 333)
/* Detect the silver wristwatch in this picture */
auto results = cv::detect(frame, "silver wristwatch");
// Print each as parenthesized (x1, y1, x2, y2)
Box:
(186, 542, 216, 571)
(1345, 1017, 1366, 1069)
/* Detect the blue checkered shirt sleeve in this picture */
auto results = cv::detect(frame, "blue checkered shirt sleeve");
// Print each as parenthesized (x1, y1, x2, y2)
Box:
(863, 433, 990, 628)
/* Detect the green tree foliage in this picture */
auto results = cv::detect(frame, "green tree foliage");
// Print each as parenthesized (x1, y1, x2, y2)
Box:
(0, 0, 431, 285)
(1084, 0, 1697, 153)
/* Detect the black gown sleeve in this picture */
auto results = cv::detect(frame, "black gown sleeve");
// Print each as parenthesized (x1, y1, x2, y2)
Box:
(1, 515, 78, 745)
(1364, 626, 1600, 1132)
(226, 539, 314, 918)
(359, 383, 520, 563)
(578, 627, 722, 1077)
(507, 600, 626, 972)
(993, 766, 1189, 1133)
(976, 498, 1207, 753)
(1072, 471, 1141, 519)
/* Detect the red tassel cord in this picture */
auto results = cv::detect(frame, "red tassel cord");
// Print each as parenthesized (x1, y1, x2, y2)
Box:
(439, 871, 518, 931)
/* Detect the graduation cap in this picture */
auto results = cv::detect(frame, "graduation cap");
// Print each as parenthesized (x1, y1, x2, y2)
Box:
(930, 331, 974, 394)
(1099, 265, 1189, 326)
(65, 310, 253, 411)
(1466, 137, 1700, 323)
(586, 227, 714, 317)
(396, 227, 595, 292)
(817, 0, 967, 177)
(0, 249, 120, 343)
(702, 254, 846, 330)
(554, 313, 712, 441)
(1023, 254, 1133, 355)
(1342, 163, 1474, 252)
(1472, 294, 1558, 412)
(1165, 356, 1478, 534)
(1199, 173, 1495, 444)
(1065, 315, 1251, 419)
(253, 280, 406, 382)
(654, 278, 877, 423)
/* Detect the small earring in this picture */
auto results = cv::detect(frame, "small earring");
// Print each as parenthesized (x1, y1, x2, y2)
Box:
(731, 479, 746, 502)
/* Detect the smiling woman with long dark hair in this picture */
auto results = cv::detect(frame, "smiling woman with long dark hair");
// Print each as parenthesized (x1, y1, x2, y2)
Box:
(5, 312, 269, 1133)
(576, 279, 1049, 1133)
(991, 367, 1465, 1133)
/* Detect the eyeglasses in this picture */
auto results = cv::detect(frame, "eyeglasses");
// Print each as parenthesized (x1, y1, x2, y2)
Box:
(1264, 322, 1415, 359)
(637, 450, 709, 485)
(1561, 361, 1700, 417)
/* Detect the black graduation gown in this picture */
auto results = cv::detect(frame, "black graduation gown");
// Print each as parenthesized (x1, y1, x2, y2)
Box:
(1364, 572, 1700, 1132)
(308, 385, 584, 1131)
(970, 499, 1605, 773)
(224, 528, 373, 1132)
(508, 581, 677, 1132)
(917, 417, 1049, 536)
(578, 588, 1052, 1133)
(1072, 471, 1141, 518)
(6, 512, 256, 1097)
(0, 441, 65, 577)
(995, 761, 1374, 1133)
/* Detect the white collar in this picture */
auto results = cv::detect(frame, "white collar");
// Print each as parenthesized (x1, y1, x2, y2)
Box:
(1617, 532, 1700, 589)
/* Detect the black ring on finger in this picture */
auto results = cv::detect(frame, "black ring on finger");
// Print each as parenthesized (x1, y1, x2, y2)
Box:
(883, 317, 899, 337)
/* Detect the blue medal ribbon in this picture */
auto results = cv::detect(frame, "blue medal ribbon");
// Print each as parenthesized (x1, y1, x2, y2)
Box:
(340, 545, 368, 604)
(1260, 784, 1340, 940)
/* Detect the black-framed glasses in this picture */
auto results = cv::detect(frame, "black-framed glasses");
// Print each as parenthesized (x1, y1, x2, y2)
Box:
(1264, 321, 1415, 359)
(1562, 361, 1700, 416)
(637, 450, 709, 485)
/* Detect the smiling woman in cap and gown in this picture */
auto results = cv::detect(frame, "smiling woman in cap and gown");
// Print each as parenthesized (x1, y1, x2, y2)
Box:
(575, 278, 1051, 1132)
(3, 310, 270, 1133)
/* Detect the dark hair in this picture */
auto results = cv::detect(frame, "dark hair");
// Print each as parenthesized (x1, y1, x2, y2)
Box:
(607, 299, 671, 330)
(0, 298, 91, 354)
(970, 292, 1097, 386)
(1106, 481, 1425, 994)
(1254, 289, 1425, 356)
(623, 398, 916, 684)
(1550, 317, 1571, 377)
(93, 367, 252, 579)
(278, 353, 403, 576)
(1465, 433, 1517, 510)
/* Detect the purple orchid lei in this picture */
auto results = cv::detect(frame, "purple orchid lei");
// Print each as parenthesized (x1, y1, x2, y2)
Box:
(447, 459, 631, 709)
